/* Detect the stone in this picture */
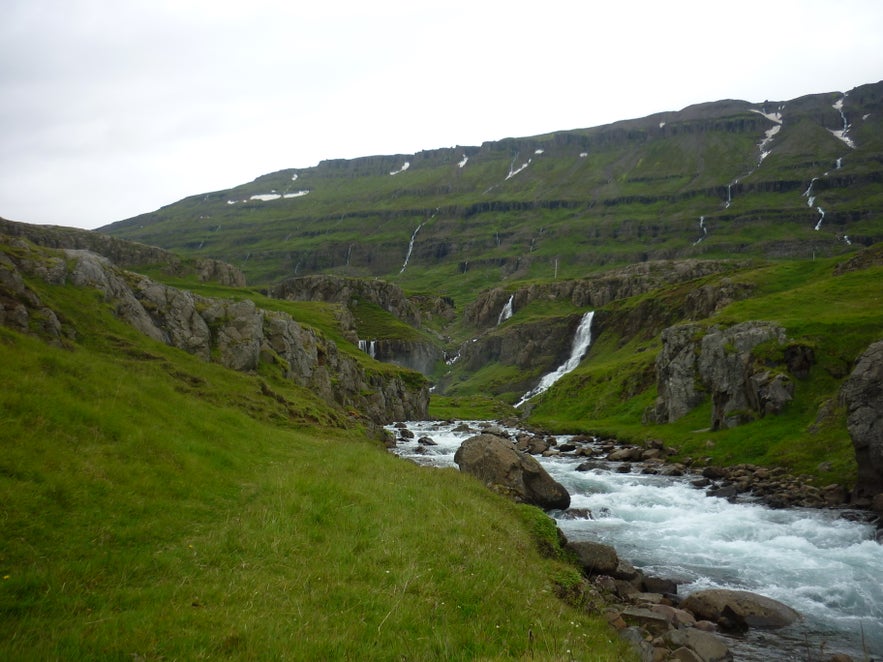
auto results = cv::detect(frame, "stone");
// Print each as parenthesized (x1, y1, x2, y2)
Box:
(664, 628, 732, 662)
(453, 434, 570, 509)
(567, 540, 619, 575)
(681, 588, 800, 630)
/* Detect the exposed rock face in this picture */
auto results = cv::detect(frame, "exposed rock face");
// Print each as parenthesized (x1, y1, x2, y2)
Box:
(841, 340, 883, 503)
(369, 338, 443, 376)
(1, 241, 429, 425)
(680, 588, 800, 630)
(0, 217, 245, 286)
(270, 274, 423, 326)
(463, 260, 750, 329)
(648, 321, 799, 429)
(453, 433, 570, 510)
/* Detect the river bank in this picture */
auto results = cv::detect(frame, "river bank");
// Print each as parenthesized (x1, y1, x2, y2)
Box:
(387, 419, 883, 661)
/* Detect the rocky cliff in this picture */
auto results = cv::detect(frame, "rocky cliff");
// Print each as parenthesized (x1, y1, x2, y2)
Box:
(841, 340, 883, 508)
(0, 216, 245, 287)
(270, 274, 423, 325)
(646, 321, 811, 430)
(0, 234, 428, 425)
(463, 260, 752, 330)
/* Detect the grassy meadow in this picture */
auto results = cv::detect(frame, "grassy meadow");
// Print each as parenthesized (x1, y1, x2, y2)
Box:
(0, 275, 634, 660)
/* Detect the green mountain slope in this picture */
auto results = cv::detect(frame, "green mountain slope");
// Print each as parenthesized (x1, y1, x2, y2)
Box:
(102, 82, 883, 302)
(0, 235, 633, 660)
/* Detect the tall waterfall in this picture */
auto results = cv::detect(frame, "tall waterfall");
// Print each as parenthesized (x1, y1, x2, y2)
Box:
(399, 223, 423, 274)
(497, 295, 514, 325)
(516, 311, 594, 407)
(358, 339, 376, 359)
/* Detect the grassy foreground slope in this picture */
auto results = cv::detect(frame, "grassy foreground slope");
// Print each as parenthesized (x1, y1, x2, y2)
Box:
(0, 276, 633, 659)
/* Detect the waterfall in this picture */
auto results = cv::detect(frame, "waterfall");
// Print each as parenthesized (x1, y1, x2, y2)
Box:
(831, 97, 856, 148)
(358, 340, 377, 359)
(399, 223, 423, 274)
(516, 311, 594, 407)
(692, 216, 707, 246)
(497, 295, 514, 325)
(803, 177, 818, 207)
(814, 207, 826, 231)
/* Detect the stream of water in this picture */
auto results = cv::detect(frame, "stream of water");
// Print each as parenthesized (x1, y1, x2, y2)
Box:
(387, 420, 883, 661)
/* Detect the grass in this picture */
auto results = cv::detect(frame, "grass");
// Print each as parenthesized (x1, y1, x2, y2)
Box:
(0, 274, 634, 660)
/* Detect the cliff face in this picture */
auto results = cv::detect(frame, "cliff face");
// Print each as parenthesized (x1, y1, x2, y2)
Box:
(841, 341, 883, 506)
(270, 275, 422, 325)
(0, 235, 428, 425)
(646, 321, 809, 430)
(463, 260, 751, 330)
(0, 217, 245, 287)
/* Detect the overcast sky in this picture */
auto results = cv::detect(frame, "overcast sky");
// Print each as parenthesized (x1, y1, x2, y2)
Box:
(2, 0, 882, 230)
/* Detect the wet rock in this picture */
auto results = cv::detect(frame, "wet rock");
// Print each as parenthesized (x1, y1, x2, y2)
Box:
(663, 628, 733, 662)
(567, 540, 619, 575)
(681, 588, 800, 630)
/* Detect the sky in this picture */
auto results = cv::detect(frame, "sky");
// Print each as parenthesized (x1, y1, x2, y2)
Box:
(2, 0, 882, 230)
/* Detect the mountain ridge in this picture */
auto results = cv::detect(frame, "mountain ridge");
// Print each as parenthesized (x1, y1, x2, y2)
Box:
(98, 81, 883, 298)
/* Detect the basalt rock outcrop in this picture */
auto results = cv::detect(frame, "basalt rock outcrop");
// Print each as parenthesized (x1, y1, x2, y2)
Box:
(841, 340, 883, 506)
(270, 274, 423, 326)
(1, 237, 428, 425)
(453, 433, 570, 509)
(463, 260, 751, 330)
(0, 217, 245, 286)
(646, 321, 809, 430)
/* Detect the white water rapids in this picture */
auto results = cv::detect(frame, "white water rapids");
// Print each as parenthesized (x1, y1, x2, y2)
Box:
(387, 420, 883, 661)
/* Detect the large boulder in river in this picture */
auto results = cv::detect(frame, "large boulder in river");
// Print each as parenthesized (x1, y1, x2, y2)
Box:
(454, 434, 570, 510)
(681, 589, 800, 631)
(841, 340, 883, 505)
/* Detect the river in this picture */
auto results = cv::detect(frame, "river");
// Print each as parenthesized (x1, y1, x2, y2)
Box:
(387, 419, 883, 661)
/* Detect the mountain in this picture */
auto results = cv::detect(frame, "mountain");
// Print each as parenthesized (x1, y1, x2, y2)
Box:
(92, 82, 883, 500)
(101, 81, 883, 301)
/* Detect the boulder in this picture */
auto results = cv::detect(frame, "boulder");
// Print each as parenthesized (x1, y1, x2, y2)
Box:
(567, 540, 619, 575)
(454, 434, 570, 509)
(841, 340, 883, 501)
(681, 588, 800, 630)
(663, 628, 733, 662)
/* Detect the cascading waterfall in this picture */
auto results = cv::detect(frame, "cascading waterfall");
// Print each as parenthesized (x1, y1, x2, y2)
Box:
(692, 216, 707, 246)
(358, 339, 376, 359)
(516, 311, 594, 407)
(399, 223, 423, 274)
(497, 295, 514, 325)
(815, 207, 826, 231)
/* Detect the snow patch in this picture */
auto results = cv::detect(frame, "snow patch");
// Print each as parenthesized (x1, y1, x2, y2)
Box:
(750, 108, 783, 124)
(534, 149, 544, 155)
(291, 173, 298, 181)
(390, 161, 410, 176)
(830, 97, 855, 148)
(506, 156, 531, 180)
(659, 121, 666, 128)
(250, 193, 281, 201)
(283, 190, 310, 199)
(579, 152, 588, 158)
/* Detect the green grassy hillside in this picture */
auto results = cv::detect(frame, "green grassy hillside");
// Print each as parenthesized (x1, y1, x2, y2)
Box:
(102, 83, 883, 304)
(0, 260, 633, 659)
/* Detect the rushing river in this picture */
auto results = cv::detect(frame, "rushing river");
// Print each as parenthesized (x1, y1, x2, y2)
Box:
(387, 420, 883, 661)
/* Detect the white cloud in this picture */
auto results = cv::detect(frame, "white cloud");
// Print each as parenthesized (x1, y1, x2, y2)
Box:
(1, 0, 883, 228)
